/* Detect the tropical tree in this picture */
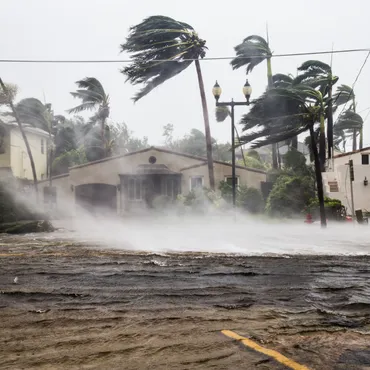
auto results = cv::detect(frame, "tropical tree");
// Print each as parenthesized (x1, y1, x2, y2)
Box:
(238, 85, 328, 227)
(120, 15, 215, 189)
(231, 35, 279, 169)
(335, 110, 363, 151)
(68, 77, 110, 158)
(294, 60, 338, 169)
(0, 79, 39, 198)
(333, 84, 362, 150)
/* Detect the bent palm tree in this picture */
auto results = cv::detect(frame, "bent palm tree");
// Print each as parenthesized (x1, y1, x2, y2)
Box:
(0, 79, 39, 198)
(294, 60, 338, 168)
(68, 77, 110, 158)
(238, 85, 327, 227)
(335, 110, 363, 151)
(120, 15, 215, 189)
(231, 35, 278, 169)
(333, 84, 361, 149)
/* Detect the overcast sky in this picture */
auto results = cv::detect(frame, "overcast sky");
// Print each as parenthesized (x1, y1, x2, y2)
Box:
(1, 0, 369, 147)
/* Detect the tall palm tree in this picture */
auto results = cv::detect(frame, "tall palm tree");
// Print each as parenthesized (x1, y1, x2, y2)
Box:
(294, 60, 338, 170)
(0, 79, 39, 198)
(333, 84, 361, 150)
(68, 77, 110, 158)
(238, 85, 328, 227)
(120, 15, 215, 190)
(231, 35, 278, 169)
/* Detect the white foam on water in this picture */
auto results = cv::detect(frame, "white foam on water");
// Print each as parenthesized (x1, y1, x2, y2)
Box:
(52, 212, 370, 256)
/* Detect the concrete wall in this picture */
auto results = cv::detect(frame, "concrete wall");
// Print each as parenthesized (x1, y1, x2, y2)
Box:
(323, 151, 370, 214)
(181, 164, 266, 192)
(10, 128, 48, 180)
(68, 149, 203, 187)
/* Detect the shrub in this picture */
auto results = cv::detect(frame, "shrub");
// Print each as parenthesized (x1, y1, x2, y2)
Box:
(237, 186, 265, 213)
(265, 175, 315, 217)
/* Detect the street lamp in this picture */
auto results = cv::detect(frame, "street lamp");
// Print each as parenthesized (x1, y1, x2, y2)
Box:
(212, 79, 252, 207)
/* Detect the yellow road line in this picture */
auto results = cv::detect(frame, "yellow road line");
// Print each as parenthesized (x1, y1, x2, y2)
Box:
(221, 330, 311, 370)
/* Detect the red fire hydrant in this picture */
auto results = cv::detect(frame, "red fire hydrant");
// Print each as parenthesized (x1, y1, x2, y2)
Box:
(304, 214, 314, 224)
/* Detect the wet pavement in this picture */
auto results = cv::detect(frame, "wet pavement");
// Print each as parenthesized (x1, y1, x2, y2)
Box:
(0, 233, 370, 369)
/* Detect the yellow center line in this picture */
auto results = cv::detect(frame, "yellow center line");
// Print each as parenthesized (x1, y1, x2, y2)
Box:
(221, 330, 311, 370)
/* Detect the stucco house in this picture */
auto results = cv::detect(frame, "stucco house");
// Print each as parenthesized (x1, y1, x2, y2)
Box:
(323, 147, 370, 214)
(0, 118, 49, 181)
(38, 146, 267, 215)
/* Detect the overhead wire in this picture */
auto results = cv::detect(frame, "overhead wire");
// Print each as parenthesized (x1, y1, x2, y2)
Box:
(1, 47, 370, 64)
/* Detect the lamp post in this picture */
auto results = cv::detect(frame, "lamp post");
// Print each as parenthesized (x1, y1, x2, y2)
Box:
(212, 80, 252, 207)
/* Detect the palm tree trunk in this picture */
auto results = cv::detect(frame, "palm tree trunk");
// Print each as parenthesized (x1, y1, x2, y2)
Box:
(0, 78, 39, 200)
(195, 60, 215, 190)
(353, 97, 363, 149)
(101, 118, 106, 157)
(266, 57, 278, 169)
(310, 123, 327, 228)
(319, 112, 326, 172)
(352, 130, 357, 151)
(291, 136, 298, 150)
(327, 86, 333, 159)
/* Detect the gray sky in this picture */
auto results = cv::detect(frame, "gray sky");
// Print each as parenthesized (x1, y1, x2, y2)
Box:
(1, 0, 369, 147)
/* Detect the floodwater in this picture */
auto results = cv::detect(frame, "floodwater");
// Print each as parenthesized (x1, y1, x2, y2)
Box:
(1, 217, 370, 369)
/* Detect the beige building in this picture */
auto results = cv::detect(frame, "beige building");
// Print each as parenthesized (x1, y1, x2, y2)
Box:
(0, 119, 49, 181)
(323, 147, 370, 215)
(38, 146, 267, 215)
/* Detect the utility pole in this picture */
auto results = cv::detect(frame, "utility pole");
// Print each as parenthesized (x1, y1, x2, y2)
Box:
(348, 160, 355, 218)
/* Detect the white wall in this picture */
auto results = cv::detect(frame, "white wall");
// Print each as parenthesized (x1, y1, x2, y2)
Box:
(324, 150, 370, 214)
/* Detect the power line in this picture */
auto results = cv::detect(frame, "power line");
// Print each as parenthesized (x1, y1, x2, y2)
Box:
(334, 50, 370, 121)
(1, 47, 370, 64)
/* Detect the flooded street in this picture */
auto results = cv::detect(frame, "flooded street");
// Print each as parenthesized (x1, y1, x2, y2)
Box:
(1, 228, 370, 369)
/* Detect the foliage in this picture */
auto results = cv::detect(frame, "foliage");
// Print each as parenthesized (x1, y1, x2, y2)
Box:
(307, 196, 341, 209)
(0, 183, 44, 223)
(231, 35, 271, 73)
(52, 148, 87, 175)
(265, 175, 315, 217)
(237, 186, 264, 213)
(215, 106, 230, 122)
(219, 182, 265, 213)
(120, 15, 207, 102)
(0, 82, 17, 105)
(283, 148, 309, 175)
(237, 155, 266, 170)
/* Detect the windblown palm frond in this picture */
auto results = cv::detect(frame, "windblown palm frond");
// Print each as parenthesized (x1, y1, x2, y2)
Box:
(230, 35, 271, 73)
(272, 73, 294, 88)
(15, 98, 50, 132)
(120, 15, 207, 102)
(333, 84, 355, 107)
(0, 82, 17, 104)
(68, 77, 110, 117)
(335, 110, 363, 131)
(215, 106, 230, 122)
(237, 86, 321, 148)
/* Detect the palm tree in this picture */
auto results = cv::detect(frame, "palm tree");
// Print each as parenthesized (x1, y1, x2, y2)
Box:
(238, 85, 328, 227)
(333, 84, 361, 150)
(231, 35, 279, 169)
(120, 15, 215, 190)
(335, 110, 363, 151)
(294, 60, 338, 169)
(0, 79, 39, 198)
(68, 77, 110, 158)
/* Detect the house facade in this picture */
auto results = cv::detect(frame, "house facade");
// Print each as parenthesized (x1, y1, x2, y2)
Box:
(323, 147, 370, 214)
(0, 119, 49, 181)
(38, 147, 267, 215)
